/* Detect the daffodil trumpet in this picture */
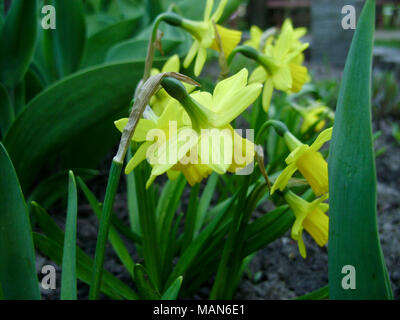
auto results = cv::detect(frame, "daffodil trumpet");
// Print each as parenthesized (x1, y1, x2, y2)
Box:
(270, 125, 333, 196)
(284, 190, 329, 258)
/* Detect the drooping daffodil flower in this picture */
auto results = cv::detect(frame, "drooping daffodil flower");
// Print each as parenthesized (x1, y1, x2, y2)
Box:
(271, 127, 332, 196)
(284, 190, 329, 258)
(149, 68, 262, 184)
(290, 102, 335, 133)
(248, 19, 309, 111)
(181, 0, 242, 76)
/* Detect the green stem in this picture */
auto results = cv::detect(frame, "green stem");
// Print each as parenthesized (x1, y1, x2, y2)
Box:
(143, 12, 183, 81)
(256, 119, 288, 145)
(89, 160, 123, 300)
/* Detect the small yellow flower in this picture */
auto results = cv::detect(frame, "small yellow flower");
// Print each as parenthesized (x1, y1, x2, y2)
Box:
(182, 0, 242, 76)
(271, 127, 332, 196)
(151, 68, 262, 182)
(291, 102, 334, 133)
(284, 190, 329, 258)
(248, 19, 309, 111)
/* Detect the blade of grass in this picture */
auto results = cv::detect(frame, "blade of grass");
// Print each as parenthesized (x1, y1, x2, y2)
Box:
(60, 171, 78, 300)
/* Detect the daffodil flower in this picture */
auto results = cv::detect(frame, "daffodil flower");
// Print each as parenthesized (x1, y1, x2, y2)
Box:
(150, 68, 262, 184)
(181, 0, 242, 76)
(248, 19, 309, 111)
(271, 127, 332, 196)
(291, 102, 334, 133)
(284, 190, 329, 258)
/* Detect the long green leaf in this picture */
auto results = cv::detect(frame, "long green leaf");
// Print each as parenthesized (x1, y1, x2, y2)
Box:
(328, 0, 393, 299)
(0, 0, 37, 87)
(3, 61, 145, 191)
(60, 171, 78, 300)
(0, 143, 40, 299)
(52, 0, 86, 77)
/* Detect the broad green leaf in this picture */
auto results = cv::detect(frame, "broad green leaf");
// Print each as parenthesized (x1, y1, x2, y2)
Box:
(0, 0, 37, 87)
(3, 61, 146, 191)
(133, 264, 161, 300)
(162, 276, 182, 300)
(328, 0, 393, 299)
(81, 16, 141, 67)
(61, 171, 78, 300)
(0, 83, 13, 137)
(0, 143, 40, 300)
(33, 233, 138, 300)
(51, 0, 86, 77)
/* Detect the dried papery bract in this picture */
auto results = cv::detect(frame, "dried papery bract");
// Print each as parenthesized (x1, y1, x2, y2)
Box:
(113, 72, 200, 164)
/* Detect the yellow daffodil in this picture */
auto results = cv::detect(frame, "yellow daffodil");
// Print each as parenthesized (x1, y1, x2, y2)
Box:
(248, 19, 309, 111)
(181, 0, 242, 76)
(150, 68, 262, 184)
(284, 190, 329, 258)
(291, 102, 334, 133)
(271, 127, 332, 196)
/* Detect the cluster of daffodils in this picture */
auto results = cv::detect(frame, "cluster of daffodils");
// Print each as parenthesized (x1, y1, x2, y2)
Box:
(115, 1, 334, 259)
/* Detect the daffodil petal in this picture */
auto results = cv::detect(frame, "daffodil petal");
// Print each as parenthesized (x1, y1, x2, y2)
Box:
(204, 0, 214, 20)
(114, 118, 157, 142)
(184, 40, 199, 69)
(262, 77, 274, 112)
(270, 163, 298, 194)
(309, 127, 333, 152)
(199, 127, 233, 174)
(212, 68, 248, 111)
(211, 0, 227, 22)
(161, 54, 180, 73)
(211, 83, 262, 127)
(194, 45, 207, 76)
(249, 66, 267, 84)
(190, 91, 213, 110)
(272, 65, 292, 91)
(125, 142, 151, 174)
